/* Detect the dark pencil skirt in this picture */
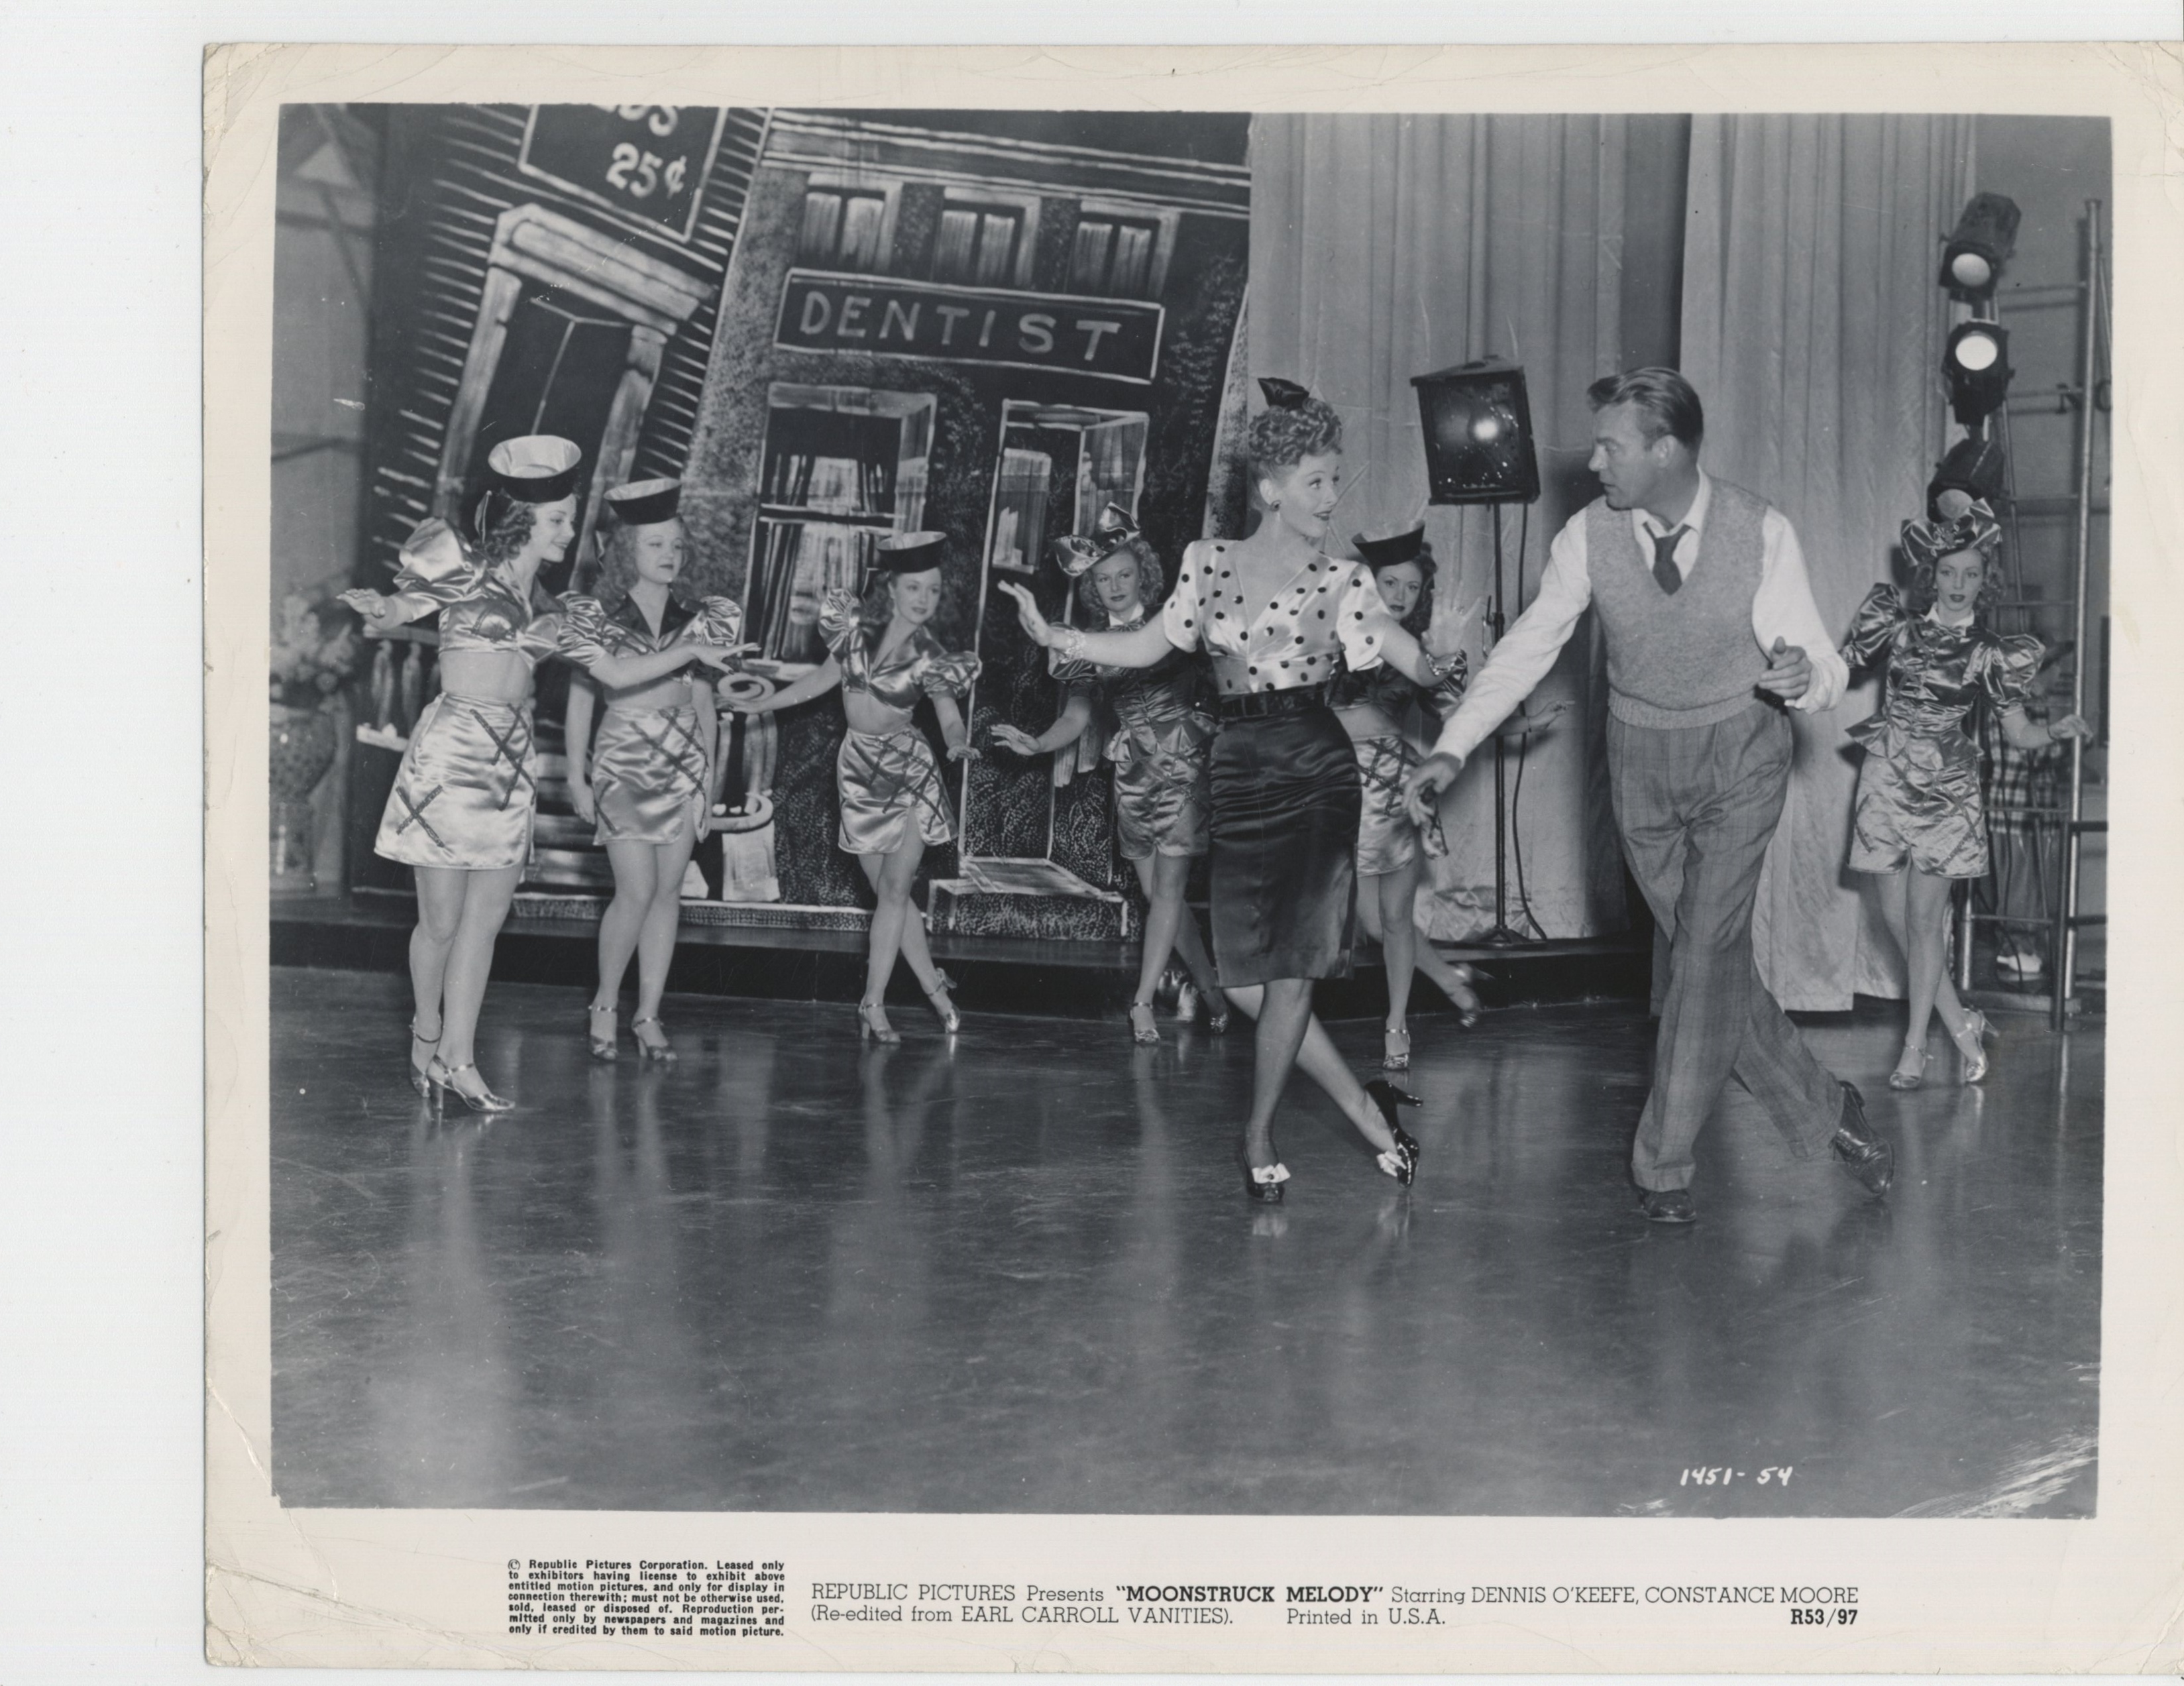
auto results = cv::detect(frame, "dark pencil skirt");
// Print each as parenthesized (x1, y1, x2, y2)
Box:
(1208, 700, 1360, 986)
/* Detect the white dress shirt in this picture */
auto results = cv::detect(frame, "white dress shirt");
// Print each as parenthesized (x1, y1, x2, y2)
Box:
(1431, 472, 1849, 763)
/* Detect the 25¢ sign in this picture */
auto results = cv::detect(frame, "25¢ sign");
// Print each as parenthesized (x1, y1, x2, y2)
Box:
(518, 105, 729, 243)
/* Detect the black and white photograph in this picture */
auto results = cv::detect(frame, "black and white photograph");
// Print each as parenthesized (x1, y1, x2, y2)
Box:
(179, 36, 2184, 1674)
(261, 93, 2112, 1521)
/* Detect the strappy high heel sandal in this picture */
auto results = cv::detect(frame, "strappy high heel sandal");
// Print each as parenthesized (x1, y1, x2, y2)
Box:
(631, 1015, 676, 1063)
(1888, 1040, 1929, 1091)
(1382, 1023, 1411, 1072)
(427, 1056, 514, 1115)
(1366, 1078, 1421, 1186)
(1128, 1000, 1161, 1046)
(408, 1020, 441, 1099)
(857, 999, 901, 1045)
(1236, 1141, 1290, 1204)
(1177, 980, 1230, 1035)
(1950, 1009, 1994, 1084)
(923, 970, 961, 1035)
(586, 1003, 618, 1062)
(1450, 964, 1484, 1030)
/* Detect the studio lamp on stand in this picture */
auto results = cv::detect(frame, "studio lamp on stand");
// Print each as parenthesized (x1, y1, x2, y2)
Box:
(1410, 357, 1543, 948)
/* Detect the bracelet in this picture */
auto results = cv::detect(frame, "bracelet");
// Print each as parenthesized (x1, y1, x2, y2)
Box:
(1054, 627, 1089, 661)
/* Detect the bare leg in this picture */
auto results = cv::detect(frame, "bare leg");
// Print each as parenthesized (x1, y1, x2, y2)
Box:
(1224, 981, 1398, 1166)
(1901, 867, 1957, 1072)
(595, 840, 657, 1013)
(857, 835, 926, 1034)
(437, 865, 521, 1094)
(409, 866, 464, 1077)
(631, 826, 698, 1048)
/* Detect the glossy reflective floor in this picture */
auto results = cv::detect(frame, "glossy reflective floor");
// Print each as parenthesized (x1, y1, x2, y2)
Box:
(270, 967, 2100, 1516)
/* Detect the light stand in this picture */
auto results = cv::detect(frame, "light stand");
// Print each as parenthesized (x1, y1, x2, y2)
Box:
(1478, 504, 1527, 947)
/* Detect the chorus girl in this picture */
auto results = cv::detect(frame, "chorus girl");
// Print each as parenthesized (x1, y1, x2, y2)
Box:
(1839, 500, 2092, 1090)
(990, 504, 1228, 1046)
(561, 478, 749, 1063)
(727, 532, 980, 1043)
(1337, 525, 1570, 1070)
(1001, 380, 1464, 1203)
(341, 437, 741, 1112)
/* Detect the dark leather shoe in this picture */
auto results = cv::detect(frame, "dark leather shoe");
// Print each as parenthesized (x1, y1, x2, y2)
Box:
(1829, 1080, 1894, 1196)
(1641, 1188, 1697, 1225)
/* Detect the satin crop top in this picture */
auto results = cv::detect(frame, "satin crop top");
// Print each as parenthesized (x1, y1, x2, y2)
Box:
(559, 590, 743, 675)
(1160, 539, 1401, 695)
(386, 548, 565, 666)
(819, 589, 979, 710)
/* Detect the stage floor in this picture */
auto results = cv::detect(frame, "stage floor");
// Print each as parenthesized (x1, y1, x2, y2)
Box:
(270, 967, 2101, 1517)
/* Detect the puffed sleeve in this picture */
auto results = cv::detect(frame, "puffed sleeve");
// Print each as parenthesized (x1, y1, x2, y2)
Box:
(556, 595, 612, 671)
(916, 648, 981, 697)
(1333, 561, 1398, 671)
(1977, 632, 2045, 712)
(1424, 647, 1468, 714)
(1048, 649, 1102, 691)
(516, 604, 565, 666)
(817, 588, 862, 659)
(688, 594, 744, 647)
(1839, 583, 1907, 669)
(1161, 544, 1208, 651)
(386, 517, 490, 613)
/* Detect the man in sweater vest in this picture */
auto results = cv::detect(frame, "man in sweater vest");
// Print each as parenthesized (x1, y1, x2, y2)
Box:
(1404, 368, 1892, 1223)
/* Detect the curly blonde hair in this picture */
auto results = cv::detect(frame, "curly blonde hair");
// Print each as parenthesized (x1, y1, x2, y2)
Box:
(1246, 396, 1343, 481)
(1073, 536, 1166, 619)
(598, 516, 699, 609)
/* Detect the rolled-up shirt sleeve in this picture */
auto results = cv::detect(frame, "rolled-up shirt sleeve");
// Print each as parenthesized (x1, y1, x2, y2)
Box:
(1431, 514, 1594, 764)
(1756, 511, 1848, 713)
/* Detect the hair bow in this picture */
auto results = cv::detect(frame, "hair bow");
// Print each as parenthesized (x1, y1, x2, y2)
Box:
(1258, 376, 1312, 410)
(1050, 503, 1142, 577)
(1900, 499, 2002, 570)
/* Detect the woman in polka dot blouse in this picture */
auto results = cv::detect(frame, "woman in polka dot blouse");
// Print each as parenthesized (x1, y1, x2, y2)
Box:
(1001, 380, 1462, 1204)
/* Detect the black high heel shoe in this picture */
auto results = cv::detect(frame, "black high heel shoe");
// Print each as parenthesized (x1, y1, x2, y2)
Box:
(1365, 1078, 1421, 1186)
(1236, 1141, 1290, 1204)
(408, 1020, 441, 1099)
(427, 1056, 514, 1115)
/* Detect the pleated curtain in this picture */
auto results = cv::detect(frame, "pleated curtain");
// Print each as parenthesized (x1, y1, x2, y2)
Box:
(1248, 113, 1634, 940)
(1680, 114, 1975, 1007)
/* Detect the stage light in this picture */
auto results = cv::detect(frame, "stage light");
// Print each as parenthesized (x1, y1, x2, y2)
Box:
(1411, 357, 1541, 505)
(1926, 433, 2007, 521)
(1938, 192, 2021, 303)
(1944, 320, 2014, 430)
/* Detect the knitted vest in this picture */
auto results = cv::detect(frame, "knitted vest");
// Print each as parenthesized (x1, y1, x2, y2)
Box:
(1587, 479, 1771, 729)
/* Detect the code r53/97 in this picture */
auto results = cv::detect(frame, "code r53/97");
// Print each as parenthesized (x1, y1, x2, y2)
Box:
(1791, 1607, 1857, 1626)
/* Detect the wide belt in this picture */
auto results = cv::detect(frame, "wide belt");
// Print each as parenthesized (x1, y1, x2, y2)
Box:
(1217, 683, 1331, 722)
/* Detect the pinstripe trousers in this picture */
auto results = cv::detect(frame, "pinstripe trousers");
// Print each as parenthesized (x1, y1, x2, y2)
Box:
(1608, 700, 1845, 1192)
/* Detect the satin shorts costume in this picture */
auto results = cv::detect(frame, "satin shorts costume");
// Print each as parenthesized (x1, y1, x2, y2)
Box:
(819, 589, 979, 857)
(1052, 630, 1215, 862)
(370, 529, 566, 873)
(1839, 583, 2042, 880)
(376, 693, 540, 871)
(561, 592, 743, 848)
(1163, 539, 1405, 987)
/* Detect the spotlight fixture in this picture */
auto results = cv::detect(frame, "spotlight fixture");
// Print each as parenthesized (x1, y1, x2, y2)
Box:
(1938, 193, 2022, 303)
(1411, 357, 1541, 505)
(1926, 434, 2007, 521)
(1943, 320, 2014, 431)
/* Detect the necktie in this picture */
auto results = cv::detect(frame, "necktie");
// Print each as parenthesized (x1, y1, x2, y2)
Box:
(1650, 525, 1688, 595)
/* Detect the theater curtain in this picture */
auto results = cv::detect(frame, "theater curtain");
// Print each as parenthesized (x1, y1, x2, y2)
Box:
(1248, 114, 1638, 940)
(1680, 115, 1975, 1007)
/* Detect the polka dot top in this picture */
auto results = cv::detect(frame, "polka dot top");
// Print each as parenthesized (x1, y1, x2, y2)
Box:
(1160, 539, 1398, 695)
